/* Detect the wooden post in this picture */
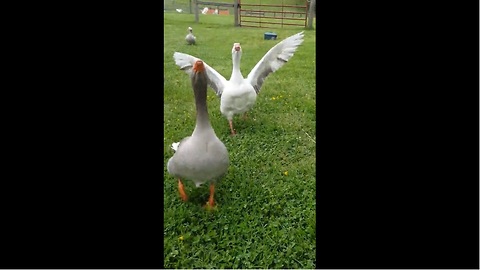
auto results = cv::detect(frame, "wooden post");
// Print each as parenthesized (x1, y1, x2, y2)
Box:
(194, 0, 199, 23)
(189, 0, 192, 14)
(234, 0, 239, 27)
(307, 0, 315, 29)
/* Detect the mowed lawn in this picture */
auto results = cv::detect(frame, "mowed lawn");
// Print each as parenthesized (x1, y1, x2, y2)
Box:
(163, 12, 316, 269)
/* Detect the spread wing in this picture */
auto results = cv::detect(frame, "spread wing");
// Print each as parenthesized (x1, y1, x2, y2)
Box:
(246, 32, 304, 94)
(173, 52, 227, 97)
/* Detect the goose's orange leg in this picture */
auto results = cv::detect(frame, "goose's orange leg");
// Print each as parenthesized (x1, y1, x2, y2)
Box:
(178, 179, 188, 201)
(207, 183, 215, 207)
(228, 120, 236, 136)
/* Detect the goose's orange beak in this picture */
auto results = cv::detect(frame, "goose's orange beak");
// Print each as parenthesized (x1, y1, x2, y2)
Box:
(193, 60, 205, 72)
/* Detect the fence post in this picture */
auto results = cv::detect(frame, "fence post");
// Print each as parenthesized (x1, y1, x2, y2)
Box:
(307, 0, 315, 29)
(234, 0, 239, 27)
(189, 0, 192, 13)
(194, 0, 199, 23)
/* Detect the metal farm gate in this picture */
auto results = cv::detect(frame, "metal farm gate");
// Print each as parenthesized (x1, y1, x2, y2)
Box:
(239, 0, 308, 28)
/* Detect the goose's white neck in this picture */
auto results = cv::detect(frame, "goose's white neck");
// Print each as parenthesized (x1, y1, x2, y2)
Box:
(230, 52, 243, 82)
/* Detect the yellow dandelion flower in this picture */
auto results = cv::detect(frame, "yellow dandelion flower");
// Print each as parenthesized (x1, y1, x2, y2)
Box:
(284, 171, 288, 176)
(178, 235, 184, 241)
(272, 97, 276, 100)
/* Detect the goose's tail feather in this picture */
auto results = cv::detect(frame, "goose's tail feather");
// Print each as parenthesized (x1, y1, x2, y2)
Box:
(171, 142, 180, 152)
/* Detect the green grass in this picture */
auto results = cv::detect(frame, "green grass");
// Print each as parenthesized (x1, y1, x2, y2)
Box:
(164, 13, 316, 269)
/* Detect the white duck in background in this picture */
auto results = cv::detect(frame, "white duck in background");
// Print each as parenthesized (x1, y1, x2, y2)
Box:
(167, 60, 229, 208)
(174, 31, 304, 135)
(185, 27, 196, 45)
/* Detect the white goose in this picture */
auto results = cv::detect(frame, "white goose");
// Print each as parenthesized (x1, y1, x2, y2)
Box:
(167, 60, 229, 208)
(185, 27, 196, 45)
(174, 31, 304, 135)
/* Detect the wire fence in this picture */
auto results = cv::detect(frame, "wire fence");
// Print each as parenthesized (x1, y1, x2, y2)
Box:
(164, 0, 194, 14)
(163, 0, 314, 19)
(164, 0, 238, 16)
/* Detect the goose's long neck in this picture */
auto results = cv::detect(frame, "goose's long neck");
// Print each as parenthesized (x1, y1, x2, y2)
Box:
(192, 78, 213, 135)
(231, 53, 243, 81)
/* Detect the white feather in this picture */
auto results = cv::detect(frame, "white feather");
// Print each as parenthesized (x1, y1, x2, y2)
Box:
(171, 142, 180, 152)
(173, 52, 227, 96)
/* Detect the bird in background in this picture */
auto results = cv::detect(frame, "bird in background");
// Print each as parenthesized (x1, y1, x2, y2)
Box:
(185, 27, 196, 45)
